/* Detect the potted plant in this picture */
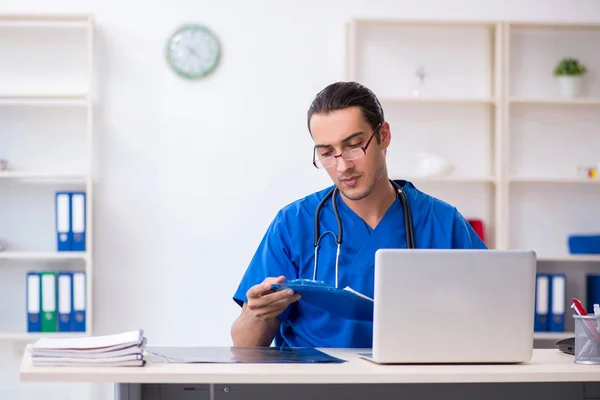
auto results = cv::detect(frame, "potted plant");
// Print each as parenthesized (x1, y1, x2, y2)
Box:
(554, 57, 587, 98)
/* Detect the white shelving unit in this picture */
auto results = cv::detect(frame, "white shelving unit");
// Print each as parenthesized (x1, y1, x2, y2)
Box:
(347, 19, 503, 248)
(0, 12, 94, 340)
(346, 18, 600, 255)
(0, 13, 95, 399)
(346, 18, 600, 345)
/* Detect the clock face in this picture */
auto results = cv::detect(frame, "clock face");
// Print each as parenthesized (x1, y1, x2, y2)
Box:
(166, 24, 221, 80)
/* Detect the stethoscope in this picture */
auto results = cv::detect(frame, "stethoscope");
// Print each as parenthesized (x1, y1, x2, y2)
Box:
(313, 179, 415, 288)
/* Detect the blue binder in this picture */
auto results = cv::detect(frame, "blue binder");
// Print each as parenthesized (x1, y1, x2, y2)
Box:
(55, 192, 72, 251)
(26, 272, 41, 332)
(587, 274, 600, 313)
(271, 279, 374, 321)
(534, 273, 549, 332)
(72, 271, 86, 332)
(549, 273, 566, 332)
(70, 192, 86, 252)
(57, 272, 73, 332)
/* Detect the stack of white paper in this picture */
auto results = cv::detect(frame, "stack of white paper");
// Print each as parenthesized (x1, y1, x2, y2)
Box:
(29, 329, 147, 367)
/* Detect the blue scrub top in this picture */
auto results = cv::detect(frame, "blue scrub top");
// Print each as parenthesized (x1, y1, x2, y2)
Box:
(232, 180, 487, 348)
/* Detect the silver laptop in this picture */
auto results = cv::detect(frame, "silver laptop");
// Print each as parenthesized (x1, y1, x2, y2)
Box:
(360, 249, 536, 364)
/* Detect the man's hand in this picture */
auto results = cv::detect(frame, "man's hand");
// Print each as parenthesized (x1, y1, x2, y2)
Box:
(231, 276, 301, 347)
(245, 276, 300, 321)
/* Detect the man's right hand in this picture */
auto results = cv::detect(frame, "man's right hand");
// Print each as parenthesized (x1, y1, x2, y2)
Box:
(245, 276, 300, 321)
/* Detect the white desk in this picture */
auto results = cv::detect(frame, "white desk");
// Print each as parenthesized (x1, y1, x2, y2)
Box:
(20, 347, 600, 400)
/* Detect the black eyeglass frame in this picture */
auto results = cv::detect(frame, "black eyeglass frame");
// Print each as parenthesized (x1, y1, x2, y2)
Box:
(312, 122, 383, 169)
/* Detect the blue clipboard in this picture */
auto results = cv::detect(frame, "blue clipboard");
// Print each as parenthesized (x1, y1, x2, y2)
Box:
(271, 279, 374, 321)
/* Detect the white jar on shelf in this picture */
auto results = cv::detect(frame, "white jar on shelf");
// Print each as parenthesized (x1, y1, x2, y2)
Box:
(555, 76, 583, 98)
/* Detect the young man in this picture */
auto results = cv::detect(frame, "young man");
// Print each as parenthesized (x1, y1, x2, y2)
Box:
(231, 81, 487, 348)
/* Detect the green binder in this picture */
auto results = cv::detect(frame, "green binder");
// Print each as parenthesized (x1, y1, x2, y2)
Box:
(40, 272, 57, 332)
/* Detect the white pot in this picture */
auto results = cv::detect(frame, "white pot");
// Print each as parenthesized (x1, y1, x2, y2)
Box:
(415, 152, 452, 178)
(555, 76, 583, 98)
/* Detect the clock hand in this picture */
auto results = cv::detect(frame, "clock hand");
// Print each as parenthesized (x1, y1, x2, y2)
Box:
(187, 47, 200, 58)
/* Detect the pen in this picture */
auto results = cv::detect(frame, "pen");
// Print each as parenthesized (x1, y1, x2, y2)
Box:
(571, 298, 587, 316)
(571, 298, 600, 342)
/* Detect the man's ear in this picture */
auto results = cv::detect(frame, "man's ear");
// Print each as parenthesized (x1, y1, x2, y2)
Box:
(380, 121, 391, 149)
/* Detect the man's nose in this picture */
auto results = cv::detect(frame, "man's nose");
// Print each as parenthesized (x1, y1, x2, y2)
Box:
(336, 156, 353, 172)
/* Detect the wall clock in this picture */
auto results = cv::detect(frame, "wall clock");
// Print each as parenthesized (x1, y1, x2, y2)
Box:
(165, 24, 221, 80)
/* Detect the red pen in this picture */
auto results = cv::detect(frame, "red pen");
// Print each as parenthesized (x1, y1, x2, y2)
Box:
(572, 298, 587, 316)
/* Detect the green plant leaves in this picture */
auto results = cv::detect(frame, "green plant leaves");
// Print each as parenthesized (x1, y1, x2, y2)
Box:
(554, 57, 587, 76)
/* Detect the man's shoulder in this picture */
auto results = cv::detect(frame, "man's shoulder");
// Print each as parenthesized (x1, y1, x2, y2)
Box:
(276, 184, 335, 221)
(400, 180, 458, 214)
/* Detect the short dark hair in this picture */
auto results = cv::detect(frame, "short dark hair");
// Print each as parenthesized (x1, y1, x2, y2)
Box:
(307, 81, 384, 142)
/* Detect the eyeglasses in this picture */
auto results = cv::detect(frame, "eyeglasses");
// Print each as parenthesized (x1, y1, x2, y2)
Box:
(312, 122, 382, 169)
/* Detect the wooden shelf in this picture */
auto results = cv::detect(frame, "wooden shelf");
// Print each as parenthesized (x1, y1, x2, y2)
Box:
(0, 14, 91, 29)
(509, 21, 600, 30)
(537, 255, 600, 263)
(533, 332, 573, 340)
(352, 18, 498, 28)
(0, 172, 87, 182)
(0, 252, 87, 261)
(0, 13, 91, 22)
(509, 177, 600, 184)
(510, 97, 600, 106)
(0, 21, 89, 29)
(380, 96, 497, 105)
(0, 332, 89, 341)
(0, 93, 88, 106)
(402, 176, 496, 183)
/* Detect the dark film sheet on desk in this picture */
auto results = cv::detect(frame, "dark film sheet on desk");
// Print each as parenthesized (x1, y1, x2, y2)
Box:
(147, 346, 346, 364)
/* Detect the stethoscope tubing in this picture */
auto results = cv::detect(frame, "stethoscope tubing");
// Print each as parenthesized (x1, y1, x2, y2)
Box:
(312, 179, 415, 287)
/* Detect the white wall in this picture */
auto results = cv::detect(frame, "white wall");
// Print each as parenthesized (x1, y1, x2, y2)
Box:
(1, 0, 600, 399)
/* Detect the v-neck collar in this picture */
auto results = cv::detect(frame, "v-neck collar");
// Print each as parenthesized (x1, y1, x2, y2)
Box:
(334, 184, 403, 236)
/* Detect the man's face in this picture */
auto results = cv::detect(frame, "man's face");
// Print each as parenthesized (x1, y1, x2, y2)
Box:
(309, 106, 390, 201)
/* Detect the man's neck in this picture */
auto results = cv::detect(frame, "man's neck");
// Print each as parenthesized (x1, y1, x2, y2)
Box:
(341, 177, 397, 230)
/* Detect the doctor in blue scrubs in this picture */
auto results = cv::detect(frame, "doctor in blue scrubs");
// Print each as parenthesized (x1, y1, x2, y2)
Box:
(231, 81, 487, 348)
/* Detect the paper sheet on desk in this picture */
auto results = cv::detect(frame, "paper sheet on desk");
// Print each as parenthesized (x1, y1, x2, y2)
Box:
(271, 280, 374, 321)
(147, 347, 346, 364)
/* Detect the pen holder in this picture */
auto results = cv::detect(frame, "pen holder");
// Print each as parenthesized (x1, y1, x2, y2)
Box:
(573, 315, 600, 364)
